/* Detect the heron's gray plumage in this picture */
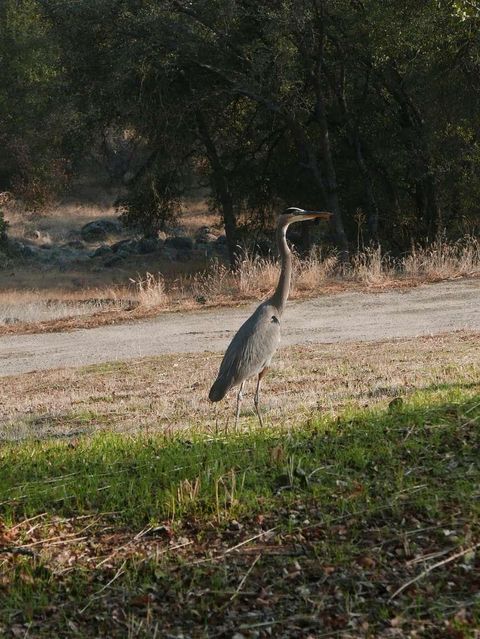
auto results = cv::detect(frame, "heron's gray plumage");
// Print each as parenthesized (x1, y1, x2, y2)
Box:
(209, 302, 280, 401)
(209, 206, 332, 426)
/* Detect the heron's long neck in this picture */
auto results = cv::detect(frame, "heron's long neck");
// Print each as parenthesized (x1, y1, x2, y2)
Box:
(270, 223, 292, 315)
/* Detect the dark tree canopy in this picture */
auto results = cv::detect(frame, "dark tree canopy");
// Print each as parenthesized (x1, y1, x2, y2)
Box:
(1, 0, 480, 262)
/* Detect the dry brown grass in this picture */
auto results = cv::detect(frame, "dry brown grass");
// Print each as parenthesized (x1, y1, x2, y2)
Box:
(131, 239, 480, 309)
(348, 246, 396, 284)
(2, 188, 480, 333)
(1, 189, 120, 245)
(1, 238, 480, 335)
(131, 272, 167, 308)
(403, 236, 480, 279)
(0, 287, 135, 325)
(1, 330, 479, 441)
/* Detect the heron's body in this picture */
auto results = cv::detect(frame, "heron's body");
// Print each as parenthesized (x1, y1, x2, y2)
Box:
(209, 207, 332, 426)
(209, 301, 281, 401)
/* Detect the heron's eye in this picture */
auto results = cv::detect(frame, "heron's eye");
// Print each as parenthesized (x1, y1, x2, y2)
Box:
(271, 315, 279, 324)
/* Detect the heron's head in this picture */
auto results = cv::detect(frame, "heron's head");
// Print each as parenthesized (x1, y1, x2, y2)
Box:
(279, 207, 333, 226)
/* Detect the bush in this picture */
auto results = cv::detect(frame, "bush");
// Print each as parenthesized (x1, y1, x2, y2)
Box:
(118, 171, 180, 237)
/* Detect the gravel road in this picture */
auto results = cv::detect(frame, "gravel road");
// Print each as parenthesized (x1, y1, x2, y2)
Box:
(0, 279, 479, 377)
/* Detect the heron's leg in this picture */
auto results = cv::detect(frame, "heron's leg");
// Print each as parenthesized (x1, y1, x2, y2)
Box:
(254, 368, 268, 428)
(234, 381, 245, 430)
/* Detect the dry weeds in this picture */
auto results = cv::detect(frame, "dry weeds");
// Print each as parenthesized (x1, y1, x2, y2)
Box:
(1, 330, 478, 441)
(2, 189, 480, 333)
(1, 241, 479, 334)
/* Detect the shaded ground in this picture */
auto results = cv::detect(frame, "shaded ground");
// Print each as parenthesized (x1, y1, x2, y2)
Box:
(1, 388, 479, 638)
(0, 279, 479, 377)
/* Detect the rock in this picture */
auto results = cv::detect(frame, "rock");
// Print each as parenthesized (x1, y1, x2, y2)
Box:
(104, 252, 128, 267)
(91, 245, 113, 258)
(80, 219, 122, 242)
(15, 242, 38, 258)
(137, 237, 161, 254)
(167, 225, 187, 237)
(111, 239, 138, 254)
(66, 239, 85, 250)
(213, 235, 228, 256)
(165, 236, 193, 251)
(157, 231, 167, 241)
(25, 229, 42, 240)
(195, 226, 218, 244)
(163, 247, 178, 261)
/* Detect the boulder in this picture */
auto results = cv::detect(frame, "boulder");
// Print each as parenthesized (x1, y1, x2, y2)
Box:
(90, 245, 113, 258)
(195, 226, 218, 244)
(163, 247, 178, 261)
(167, 225, 188, 237)
(104, 251, 129, 267)
(66, 239, 85, 250)
(111, 239, 138, 254)
(15, 242, 38, 258)
(137, 237, 162, 254)
(80, 219, 122, 242)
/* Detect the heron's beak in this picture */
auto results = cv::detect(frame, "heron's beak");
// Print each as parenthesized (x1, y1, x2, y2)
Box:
(302, 210, 333, 221)
(281, 208, 333, 225)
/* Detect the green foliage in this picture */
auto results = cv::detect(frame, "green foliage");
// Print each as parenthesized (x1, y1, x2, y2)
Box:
(1, 386, 479, 525)
(118, 170, 182, 236)
(0, 0, 73, 206)
(2, 0, 480, 248)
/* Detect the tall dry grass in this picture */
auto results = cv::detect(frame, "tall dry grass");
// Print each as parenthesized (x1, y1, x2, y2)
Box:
(403, 236, 480, 279)
(349, 246, 396, 285)
(131, 236, 480, 311)
(2, 237, 479, 327)
(131, 272, 167, 308)
(0, 288, 131, 325)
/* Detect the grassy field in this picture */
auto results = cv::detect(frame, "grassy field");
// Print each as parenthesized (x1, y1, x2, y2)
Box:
(1, 332, 479, 637)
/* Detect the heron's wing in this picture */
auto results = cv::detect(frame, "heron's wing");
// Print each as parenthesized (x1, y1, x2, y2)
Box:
(216, 303, 281, 390)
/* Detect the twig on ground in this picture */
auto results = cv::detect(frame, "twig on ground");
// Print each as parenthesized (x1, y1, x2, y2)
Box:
(389, 542, 480, 601)
(238, 616, 341, 633)
(192, 526, 278, 565)
(229, 553, 261, 603)
(8, 513, 47, 532)
(79, 560, 127, 614)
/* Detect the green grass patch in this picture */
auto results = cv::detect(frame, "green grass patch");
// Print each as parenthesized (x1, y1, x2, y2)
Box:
(1, 386, 479, 637)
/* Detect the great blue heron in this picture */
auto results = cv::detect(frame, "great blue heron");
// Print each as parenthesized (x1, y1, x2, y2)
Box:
(209, 207, 333, 427)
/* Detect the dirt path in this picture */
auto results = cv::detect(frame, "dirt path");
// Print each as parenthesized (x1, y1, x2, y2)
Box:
(0, 279, 479, 377)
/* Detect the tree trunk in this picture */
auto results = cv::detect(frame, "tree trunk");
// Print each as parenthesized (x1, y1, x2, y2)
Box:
(353, 134, 380, 243)
(233, 87, 349, 255)
(324, 64, 380, 245)
(380, 67, 441, 239)
(312, 68, 349, 258)
(195, 110, 239, 268)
